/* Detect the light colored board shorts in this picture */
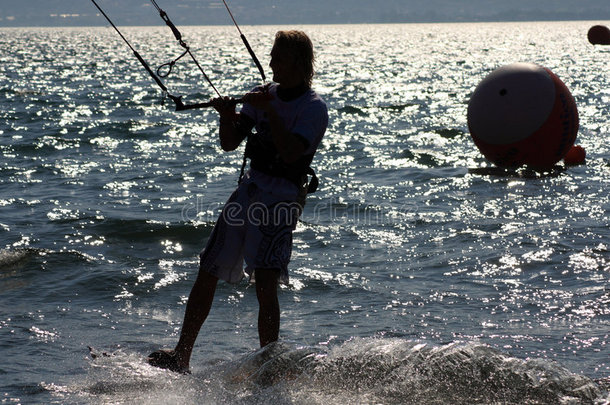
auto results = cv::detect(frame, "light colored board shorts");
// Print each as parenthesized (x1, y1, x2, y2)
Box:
(199, 181, 302, 285)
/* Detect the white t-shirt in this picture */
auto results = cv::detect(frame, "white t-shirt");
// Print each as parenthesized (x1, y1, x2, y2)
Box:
(240, 83, 328, 197)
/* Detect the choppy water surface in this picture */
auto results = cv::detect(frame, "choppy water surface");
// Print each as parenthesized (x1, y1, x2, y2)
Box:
(1, 21, 609, 404)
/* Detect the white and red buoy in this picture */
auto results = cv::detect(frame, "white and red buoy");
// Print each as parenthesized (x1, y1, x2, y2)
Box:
(467, 63, 579, 170)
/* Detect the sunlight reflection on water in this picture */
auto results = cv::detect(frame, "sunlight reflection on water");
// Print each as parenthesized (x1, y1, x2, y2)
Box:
(0, 21, 608, 403)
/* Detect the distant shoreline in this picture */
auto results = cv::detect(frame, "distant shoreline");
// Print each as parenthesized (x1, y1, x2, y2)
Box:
(1, 19, 609, 29)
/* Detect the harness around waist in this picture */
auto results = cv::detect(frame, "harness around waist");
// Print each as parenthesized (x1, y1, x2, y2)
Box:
(244, 139, 318, 194)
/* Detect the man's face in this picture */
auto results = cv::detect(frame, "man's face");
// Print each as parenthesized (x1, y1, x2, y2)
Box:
(269, 45, 300, 86)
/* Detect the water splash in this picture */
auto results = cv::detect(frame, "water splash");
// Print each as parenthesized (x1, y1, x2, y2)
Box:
(70, 339, 605, 405)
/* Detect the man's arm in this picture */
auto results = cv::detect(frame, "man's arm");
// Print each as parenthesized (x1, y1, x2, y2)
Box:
(219, 113, 253, 151)
(212, 97, 253, 151)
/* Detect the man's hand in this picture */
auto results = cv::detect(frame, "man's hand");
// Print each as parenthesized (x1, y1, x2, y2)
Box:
(242, 90, 273, 112)
(211, 96, 237, 120)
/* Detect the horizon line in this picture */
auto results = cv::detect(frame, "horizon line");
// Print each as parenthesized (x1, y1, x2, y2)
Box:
(0, 18, 608, 29)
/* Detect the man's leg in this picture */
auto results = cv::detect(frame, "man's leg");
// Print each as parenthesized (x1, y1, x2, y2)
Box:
(255, 268, 280, 347)
(149, 271, 218, 372)
(174, 271, 218, 364)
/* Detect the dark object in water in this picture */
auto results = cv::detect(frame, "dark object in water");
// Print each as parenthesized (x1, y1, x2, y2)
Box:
(588, 25, 610, 45)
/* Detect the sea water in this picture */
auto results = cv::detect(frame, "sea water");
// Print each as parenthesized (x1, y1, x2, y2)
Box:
(0, 21, 609, 404)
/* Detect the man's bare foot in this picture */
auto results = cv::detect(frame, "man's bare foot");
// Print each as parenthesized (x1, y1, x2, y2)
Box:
(147, 349, 190, 374)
